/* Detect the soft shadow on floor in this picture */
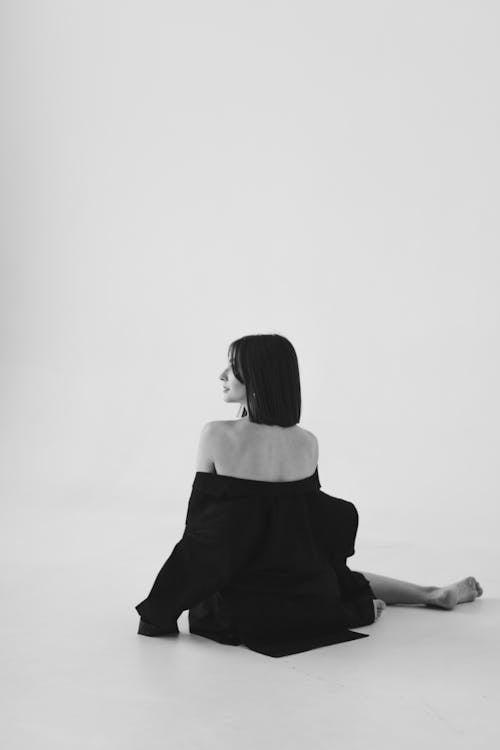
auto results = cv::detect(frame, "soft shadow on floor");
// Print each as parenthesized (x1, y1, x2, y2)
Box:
(3, 503, 498, 750)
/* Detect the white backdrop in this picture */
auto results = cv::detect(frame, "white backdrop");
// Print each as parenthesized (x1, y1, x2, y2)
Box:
(2, 1, 499, 563)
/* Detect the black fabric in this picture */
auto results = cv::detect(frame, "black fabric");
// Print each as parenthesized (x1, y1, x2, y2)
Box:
(135, 466, 376, 657)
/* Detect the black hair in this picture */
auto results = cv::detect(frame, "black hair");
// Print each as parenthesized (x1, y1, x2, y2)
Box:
(227, 333, 301, 427)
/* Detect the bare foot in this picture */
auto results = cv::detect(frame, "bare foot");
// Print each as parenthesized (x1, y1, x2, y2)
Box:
(426, 576, 483, 610)
(373, 598, 386, 621)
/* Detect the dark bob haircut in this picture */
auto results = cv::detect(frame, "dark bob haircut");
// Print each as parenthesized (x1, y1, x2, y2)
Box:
(228, 334, 301, 427)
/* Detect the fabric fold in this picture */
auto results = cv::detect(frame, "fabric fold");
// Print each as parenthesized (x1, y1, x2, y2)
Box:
(135, 466, 375, 657)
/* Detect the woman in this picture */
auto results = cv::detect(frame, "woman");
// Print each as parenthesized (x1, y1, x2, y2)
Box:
(135, 334, 482, 655)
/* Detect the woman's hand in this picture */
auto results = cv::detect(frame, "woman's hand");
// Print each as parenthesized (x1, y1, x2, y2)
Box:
(373, 598, 386, 622)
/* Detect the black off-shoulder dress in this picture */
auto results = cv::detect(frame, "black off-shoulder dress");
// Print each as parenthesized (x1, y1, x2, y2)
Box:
(135, 466, 376, 657)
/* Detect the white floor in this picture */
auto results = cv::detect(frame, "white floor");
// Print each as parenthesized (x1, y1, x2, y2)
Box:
(3, 499, 498, 750)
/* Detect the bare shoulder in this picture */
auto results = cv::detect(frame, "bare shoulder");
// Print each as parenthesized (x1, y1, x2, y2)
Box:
(210, 419, 316, 437)
(210, 419, 317, 451)
(299, 425, 318, 443)
(300, 426, 317, 440)
(197, 421, 227, 449)
(300, 427, 319, 461)
(204, 419, 234, 434)
(201, 419, 233, 445)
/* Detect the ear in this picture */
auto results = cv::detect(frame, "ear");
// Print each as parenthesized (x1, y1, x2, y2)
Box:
(195, 421, 217, 473)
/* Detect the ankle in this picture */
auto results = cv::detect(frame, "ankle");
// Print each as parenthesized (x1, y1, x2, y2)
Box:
(423, 585, 440, 604)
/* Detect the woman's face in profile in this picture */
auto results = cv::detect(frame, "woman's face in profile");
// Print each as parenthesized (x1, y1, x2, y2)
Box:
(219, 360, 246, 406)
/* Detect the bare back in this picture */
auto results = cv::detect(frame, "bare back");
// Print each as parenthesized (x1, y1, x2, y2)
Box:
(211, 419, 318, 482)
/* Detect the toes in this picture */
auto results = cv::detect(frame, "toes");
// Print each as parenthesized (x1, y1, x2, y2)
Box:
(469, 579, 483, 599)
(471, 577, 483, 596)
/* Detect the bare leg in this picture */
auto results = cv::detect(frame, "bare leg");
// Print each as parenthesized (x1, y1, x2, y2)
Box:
(359, 571, 483, 609)
(359, 571, 434, 605)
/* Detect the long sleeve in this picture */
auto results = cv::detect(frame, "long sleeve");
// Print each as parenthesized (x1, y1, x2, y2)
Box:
(329, 503, 376, 627)
(135, 486, 258, 631)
